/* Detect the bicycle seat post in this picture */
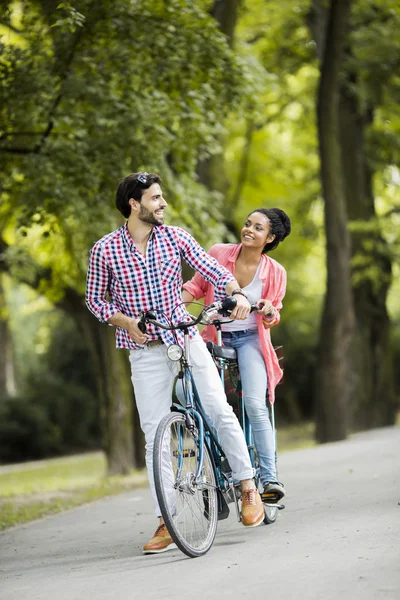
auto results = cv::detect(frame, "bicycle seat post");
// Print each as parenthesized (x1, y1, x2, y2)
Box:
(211, 321, 224, 382)
(215, 322, 223, 348)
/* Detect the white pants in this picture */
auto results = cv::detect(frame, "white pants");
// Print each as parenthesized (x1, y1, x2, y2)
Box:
(129, 332, 254, 517)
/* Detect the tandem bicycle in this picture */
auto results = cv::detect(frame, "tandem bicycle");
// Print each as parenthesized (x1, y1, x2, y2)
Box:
(138, 297, 284, 558)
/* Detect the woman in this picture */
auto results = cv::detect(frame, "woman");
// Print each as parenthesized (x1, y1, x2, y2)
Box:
(182, 208, 291, 499)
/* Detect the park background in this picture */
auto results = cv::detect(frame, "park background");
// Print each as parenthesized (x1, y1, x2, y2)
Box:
(0, 0, 399, 523)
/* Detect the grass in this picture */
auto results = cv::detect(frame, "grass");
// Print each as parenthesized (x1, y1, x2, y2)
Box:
(277, 421, 316, 451)
(0, 421, 317, 531)
(0, 452, 147, 531)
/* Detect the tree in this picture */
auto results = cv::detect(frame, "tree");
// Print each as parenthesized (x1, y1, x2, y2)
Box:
(310, 0, 399, 435)
(0, 274, 16, 397)
(312, 0, 355, 442)
(338, 1, 399, 428)
(0, 0, 248, 472)
(207, 0, 399, 433)
(194, 0, 243, 237)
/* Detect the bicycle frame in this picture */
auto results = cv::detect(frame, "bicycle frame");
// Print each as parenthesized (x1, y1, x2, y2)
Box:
(206, 318, 284, 520)
(173, 328, 234, 504)
(139, 298, 281, 529)
(211, 319, 278, 463)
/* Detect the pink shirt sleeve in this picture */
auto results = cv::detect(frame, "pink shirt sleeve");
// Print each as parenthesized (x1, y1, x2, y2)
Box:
(262, 264, 287, 328)
(182, 245, 218, 300)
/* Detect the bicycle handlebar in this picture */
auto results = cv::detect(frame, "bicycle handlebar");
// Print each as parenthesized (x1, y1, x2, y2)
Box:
(138, 297, 272, 333)
(138, 297, 236, 333)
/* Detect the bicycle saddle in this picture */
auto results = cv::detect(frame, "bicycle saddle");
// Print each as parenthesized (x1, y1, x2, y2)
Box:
(206, 341, 237, 361)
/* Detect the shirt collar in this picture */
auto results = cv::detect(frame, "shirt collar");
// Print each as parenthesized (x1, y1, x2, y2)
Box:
(121, 222, 134, 249)
(121, 222, 166, 250)
(227, 243, 242, 263)
(228, 243, 270, 278)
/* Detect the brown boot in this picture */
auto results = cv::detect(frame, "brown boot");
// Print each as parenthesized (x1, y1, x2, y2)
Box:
(241, 488, 264, 527)
(143, 524, 176, 554)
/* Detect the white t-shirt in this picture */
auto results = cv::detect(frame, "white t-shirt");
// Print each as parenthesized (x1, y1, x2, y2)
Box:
(221, 262, 262, 332)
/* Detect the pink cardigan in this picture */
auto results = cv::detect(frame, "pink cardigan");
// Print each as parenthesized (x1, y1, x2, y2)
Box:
(183, 243, 287, 404)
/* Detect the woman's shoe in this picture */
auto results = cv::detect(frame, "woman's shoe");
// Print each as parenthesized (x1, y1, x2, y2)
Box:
(263, 481, 285, 501)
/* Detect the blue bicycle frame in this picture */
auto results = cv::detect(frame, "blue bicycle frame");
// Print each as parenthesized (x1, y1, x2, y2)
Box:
(172, 329, 234, 508)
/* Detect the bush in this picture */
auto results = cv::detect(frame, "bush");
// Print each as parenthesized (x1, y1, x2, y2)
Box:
(0, 396, 62, 462)
(0, 315, 101, 464)
(25, 373, 100, 451)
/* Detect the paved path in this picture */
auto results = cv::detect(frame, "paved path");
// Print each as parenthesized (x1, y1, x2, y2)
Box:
(1, 426, 399, 600)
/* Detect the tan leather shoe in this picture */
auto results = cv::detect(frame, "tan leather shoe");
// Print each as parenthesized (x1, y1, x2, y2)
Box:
(241, 488, 264, 527)
(143, 524, 176, 554)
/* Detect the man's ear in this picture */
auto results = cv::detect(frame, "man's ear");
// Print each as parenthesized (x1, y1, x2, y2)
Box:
(129, 198, 139, 212)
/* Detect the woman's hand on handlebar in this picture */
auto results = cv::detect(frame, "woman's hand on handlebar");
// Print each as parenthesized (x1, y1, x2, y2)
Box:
(256, 299, 275, 318)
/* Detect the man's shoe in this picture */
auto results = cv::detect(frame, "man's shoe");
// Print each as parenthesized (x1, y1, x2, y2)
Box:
(263, 481, 285, 501)
(241, 488, 264, 527)
(143, 524, 176, 554)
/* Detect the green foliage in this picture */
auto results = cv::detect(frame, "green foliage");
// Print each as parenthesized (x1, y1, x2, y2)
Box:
(0, 301, 100, 462)
(0, 396, 62, 462)
(350, 0, 400, 110)
(1, 0, 399, 433)
(1, 0, 249, 294)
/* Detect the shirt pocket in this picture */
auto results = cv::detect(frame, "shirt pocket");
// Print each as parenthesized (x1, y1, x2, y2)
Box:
(160, 256, 182, 284)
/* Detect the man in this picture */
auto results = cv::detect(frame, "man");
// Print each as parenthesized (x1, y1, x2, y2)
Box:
(86, 172, 264, 554)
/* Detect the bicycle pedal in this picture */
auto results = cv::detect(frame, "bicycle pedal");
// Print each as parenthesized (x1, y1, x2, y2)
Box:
(261, 492, 281, 503)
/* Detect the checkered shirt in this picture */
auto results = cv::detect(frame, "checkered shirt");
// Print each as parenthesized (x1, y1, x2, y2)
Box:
(85, 223, 235, 349)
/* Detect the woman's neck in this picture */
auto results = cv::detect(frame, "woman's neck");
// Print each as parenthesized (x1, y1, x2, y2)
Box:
(238, 244, 262, 266)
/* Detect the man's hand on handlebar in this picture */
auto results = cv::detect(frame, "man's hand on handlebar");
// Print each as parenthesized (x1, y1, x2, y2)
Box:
(128, 318, 149, 344)
(230, 293, 251, 320)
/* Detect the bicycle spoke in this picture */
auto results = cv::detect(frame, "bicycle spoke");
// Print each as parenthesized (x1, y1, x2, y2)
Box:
(154, 413, 218, 557)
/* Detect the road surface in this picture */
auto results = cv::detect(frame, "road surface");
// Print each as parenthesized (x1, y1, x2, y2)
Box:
(1, 426, 399, 600)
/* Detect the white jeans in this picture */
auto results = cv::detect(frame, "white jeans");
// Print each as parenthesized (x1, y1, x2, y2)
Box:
(129, 332, 254, 517)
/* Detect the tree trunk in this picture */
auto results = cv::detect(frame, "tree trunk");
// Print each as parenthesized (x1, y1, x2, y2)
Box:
(0, 274, 16, 397)
(339, 89, 396, 429)
(314, 0, 355, 443)
(211, 0, 241, 47)
(97, 325, 134, 475)
(195, 0, 242, 233)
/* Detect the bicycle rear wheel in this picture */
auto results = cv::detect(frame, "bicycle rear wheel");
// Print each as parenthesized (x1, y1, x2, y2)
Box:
(153, 412, 218, 558)
(252, 447, 278, 525)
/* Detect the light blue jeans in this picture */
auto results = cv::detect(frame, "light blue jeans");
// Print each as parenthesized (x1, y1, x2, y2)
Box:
(221, 328, 277, 485)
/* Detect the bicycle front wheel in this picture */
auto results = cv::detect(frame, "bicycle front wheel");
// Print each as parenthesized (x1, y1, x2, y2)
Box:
(154, 412, 218, 558)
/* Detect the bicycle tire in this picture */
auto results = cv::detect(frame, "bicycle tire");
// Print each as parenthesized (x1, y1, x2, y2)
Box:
(253, 448, 278, 525)
(154, 412, 218, 558)
(262, 493, 278, 524)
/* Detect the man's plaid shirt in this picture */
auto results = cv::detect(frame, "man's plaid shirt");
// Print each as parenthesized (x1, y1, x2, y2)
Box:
(86, 223, 235, 349)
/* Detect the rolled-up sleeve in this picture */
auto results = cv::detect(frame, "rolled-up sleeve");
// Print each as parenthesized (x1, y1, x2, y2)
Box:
(176, 229, 234, 295)
(182, 268, 209, 300)
(263, 265, 287, 328)
(85, 241, 120, 324)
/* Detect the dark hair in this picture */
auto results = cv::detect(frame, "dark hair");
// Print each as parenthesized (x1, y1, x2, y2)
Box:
(248, 208, 291, 253)
(115, 172, 162, 218)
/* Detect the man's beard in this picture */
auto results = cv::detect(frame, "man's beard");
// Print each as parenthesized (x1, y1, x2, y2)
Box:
(139, 204, 163, 226)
